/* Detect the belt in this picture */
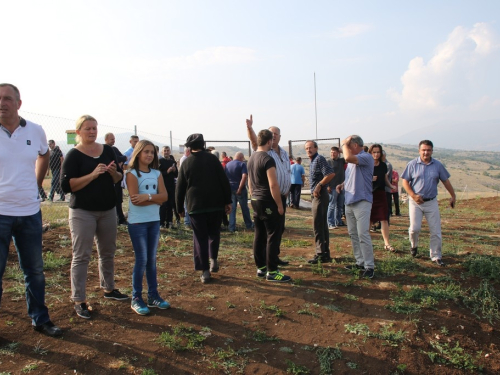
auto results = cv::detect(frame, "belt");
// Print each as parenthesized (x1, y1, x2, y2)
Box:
(423, 197, 436, 202)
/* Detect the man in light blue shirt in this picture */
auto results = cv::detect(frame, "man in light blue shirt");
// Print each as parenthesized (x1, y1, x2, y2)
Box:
(290, 157, 305, 208)
(401, 140, 456, 266)
(338, 135, 375, 279)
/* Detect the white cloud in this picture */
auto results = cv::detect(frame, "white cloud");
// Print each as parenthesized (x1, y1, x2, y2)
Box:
(391, 22, 500, 113)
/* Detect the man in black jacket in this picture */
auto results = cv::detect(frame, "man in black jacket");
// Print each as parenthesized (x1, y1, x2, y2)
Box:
(105, 133, 127, 225)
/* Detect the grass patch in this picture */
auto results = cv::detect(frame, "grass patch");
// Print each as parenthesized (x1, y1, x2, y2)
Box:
(157, 324, 207, 351)
(345, 323, 407, 346)
(43, 251, 69, 270)
(463, 280, 500, 324)
(208, 346, 249, 374)
(464, 254, 500, 280)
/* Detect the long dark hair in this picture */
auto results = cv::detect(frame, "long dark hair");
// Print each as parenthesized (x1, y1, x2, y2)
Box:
(128, 140, 159, 177)
(368, 143, 383, 161)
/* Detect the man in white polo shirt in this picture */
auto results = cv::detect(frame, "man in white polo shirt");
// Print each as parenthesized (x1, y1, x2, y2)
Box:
(0, 83, 62, 337)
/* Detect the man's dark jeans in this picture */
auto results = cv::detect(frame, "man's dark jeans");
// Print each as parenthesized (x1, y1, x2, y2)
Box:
(251, 200, 284, 272)
(0, 211, 50, 326)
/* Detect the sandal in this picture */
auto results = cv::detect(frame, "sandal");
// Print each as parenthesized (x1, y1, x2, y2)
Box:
(384, 245, 396, 253)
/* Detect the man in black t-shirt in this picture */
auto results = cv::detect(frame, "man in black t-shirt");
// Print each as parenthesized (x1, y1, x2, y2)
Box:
(248, 129, 291, 283)
(105, 133, 128, 225)
(48, 140, 65, 201)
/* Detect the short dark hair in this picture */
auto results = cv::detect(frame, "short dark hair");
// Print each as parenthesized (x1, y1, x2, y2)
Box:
(305, 140, 318, 148)
(257, 129, 273, 146)
(419, 140, 433, 148)
(295, 157, 302, 162)
(0, 83, 20, 100)
(130, 135, 139, 141)
(48, 140, 55, 144)
(331, 146, 340, 152)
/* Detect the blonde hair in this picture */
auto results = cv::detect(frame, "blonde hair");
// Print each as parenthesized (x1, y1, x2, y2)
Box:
(75, 115, 97, 143)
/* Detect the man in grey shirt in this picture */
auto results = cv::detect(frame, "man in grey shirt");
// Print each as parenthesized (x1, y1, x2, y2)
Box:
(246, 114, 291, 266)
(337, 135, 375, 279)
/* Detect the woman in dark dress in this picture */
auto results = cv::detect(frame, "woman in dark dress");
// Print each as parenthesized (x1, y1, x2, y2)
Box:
(368, 144, 396, 252)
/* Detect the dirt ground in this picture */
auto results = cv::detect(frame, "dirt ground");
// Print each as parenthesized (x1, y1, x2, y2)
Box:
(1, 197, 499, 374)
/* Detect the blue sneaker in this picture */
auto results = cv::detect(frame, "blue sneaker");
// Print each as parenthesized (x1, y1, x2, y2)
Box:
(266, 271, 291, 283)
(148, 296, 170, 309)
(131, 298, 150, 315)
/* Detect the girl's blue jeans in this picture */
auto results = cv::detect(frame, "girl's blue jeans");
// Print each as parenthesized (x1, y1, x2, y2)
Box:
(128, 221, 160, 300)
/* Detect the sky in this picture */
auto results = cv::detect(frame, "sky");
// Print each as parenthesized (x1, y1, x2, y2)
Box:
(2, 0, 500, 147)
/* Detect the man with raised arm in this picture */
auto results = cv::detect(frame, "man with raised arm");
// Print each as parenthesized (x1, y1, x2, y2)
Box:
(401, 140, 456, 266)
(246, 115, 291, 266)
(337, 135, 375, 279)
(248, 129, 290, 283)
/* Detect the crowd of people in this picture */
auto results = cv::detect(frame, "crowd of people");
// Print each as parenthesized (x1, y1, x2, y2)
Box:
(0, 84, 457, 337)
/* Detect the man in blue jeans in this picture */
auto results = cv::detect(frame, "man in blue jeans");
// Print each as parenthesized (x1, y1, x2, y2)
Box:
(0, 83, 62, 336)
(225, 152, 253, 232)
(327, 146, 346, 229)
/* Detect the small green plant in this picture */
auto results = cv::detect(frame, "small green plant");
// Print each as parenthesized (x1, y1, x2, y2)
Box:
(292, 278, 304, 286)
(285, 359, 310, 374)
(208, 346, 249, 373)
(252, 329, 279, 342)
(226, 301, 236, 308)
(344, 294, 358, 301)
(316, 346, 342, 375)
(280, 346, 294, 353)
(391, 363, 407, 375)
(346, 362, 358, 369)
(322, 304, 341, 312)
(141, 369, 158, 375)
(22, 363, 38, 373)
(0, 342, 20, 356)
(423, 340, 481, 371)
(260, 300, 285, 317)
(345, 323, 407, 346)
(5, 321, 14, 326)
(297, 304, 320, 318)
(311, 261, 331, 277)
(440, 326, 449, 335)
(32, 340, 48, 355)
(157, 324, 207, 351)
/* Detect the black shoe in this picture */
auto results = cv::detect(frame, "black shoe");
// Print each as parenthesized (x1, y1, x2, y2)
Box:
(75, 302, 91, 319)
(433, 259, 446, 267)
(34, 321, 62, 337)
(410, 247, 418, 257)
(307, 255, 332, 264)
(362, 268, 375, 279)
(104, 289, 129, 300)
(277, 258, 289, 266)
(344, 264, 365, 270)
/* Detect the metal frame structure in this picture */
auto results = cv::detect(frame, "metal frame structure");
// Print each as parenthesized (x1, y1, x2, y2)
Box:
(288, 138, 341, 158)
(204, 140, 252, 158)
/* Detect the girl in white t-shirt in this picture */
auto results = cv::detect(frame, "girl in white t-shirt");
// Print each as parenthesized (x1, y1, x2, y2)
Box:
(126, 140, 169, 315)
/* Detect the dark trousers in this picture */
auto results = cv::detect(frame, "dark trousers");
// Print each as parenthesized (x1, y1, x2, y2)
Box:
(386, 192, 392, 224)
(390, 192, 400, 215)
(290, 184, 302, 207)
(189, 211, 223, 271)
(312, 188, 330, 256)
(114, 183, 126, 222)
(49, 170, 64, 200)
(160, 186, 180, 225)
(252, 200, 284, 272)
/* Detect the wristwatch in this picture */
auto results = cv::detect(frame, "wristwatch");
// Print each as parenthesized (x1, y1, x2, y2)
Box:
(148, 194, 152, 201)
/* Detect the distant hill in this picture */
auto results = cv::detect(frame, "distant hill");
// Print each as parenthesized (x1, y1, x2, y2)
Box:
(386, 119, 500, 152)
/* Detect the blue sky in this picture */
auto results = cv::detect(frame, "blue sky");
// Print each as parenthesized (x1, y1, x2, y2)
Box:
(3, 0, 500, 145)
